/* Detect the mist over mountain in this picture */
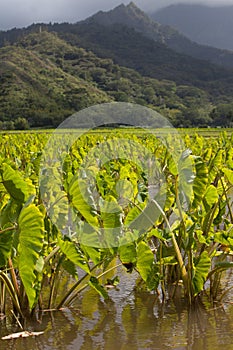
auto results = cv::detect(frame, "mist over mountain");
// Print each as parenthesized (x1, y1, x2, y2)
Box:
(152, 4, 233, 51)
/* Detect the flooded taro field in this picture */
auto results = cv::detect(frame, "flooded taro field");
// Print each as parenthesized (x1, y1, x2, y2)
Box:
(1, 267, 233, 350)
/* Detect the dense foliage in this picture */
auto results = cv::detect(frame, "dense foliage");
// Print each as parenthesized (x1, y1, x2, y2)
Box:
(1, 15, 233, 127)
(0, 129, 232, 320)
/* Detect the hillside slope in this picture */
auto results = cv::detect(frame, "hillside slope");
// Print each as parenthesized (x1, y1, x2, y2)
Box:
(49, 21, 233, 102)
(0, 30, 216, 127)
(83, 2, 233, 69)
(0, 33, 111, 127)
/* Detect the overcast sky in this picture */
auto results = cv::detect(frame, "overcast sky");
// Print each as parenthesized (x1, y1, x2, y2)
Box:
(1, 0, 233, 30)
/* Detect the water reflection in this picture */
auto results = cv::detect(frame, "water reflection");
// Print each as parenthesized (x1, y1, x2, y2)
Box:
(1, 269, 233, 349)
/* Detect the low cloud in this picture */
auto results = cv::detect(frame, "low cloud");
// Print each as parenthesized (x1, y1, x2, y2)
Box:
(1, 0, 233, 30)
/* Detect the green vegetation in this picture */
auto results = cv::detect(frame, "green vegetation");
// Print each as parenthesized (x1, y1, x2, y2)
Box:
(0, 22, 233, 127)
(0, 129, 232, 321)
(0, 30, 215, 128)
(0, 33, 111, 128)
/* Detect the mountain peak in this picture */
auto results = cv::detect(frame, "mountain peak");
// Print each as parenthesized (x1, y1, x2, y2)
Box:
(82, 2, 233, 70)
(128, 1, 137, 6)
(85, 2, 161, 35)
(127, 2, 140, 10)
(87, 2, 150, 21)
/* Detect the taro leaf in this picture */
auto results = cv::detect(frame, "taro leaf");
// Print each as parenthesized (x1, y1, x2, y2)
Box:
(18, 204, 44, 309)
(34, 256, 44, 274)
(192, 160, 208, 208)
(0, 163, 35, 203)
(136, 241, 154, 282)
(208, 150, 223, 184)
(119, 243, 137, 266)
(127, 199, 164, 234)
(88, 276, 109, 300)
(204, 185, 219, 207)
(0, 229, 14, 267)
(161, 256, 177, 265)
(167, 155, 178, 176)
(178, 149, 195, 203)
(81, 245, 101, 265)
(203, 148, 212, 163)
(146, 264, 160, 291)
(192, 251, 211, 296)
(125, 203, 146, 226)
(213, 201, 227, 226)
(226, 148, 233, 169)
(68, 177, 99, 228)
(222, 168, 233, 185)
(148, 228, 168, 242)
(214, 231, 231, 246)
(62, 259, 79, 280)
(195, 230, 208, 245)
(0, 199, 22, 228)
(100, 196, 122, 229)
(58, 238, 90, 274)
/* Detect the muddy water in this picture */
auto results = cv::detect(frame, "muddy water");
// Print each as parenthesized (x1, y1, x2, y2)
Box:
(1, 269, 233, 350)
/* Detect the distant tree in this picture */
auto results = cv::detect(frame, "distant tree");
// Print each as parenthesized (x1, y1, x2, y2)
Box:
(210, 103, 233, 126)
(14, 117, 29, 130)
(2, 121, 15, 130)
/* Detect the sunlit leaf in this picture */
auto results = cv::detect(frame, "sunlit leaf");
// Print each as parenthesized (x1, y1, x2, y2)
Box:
(58, 237, 90, 273)
(222, 168, 233, 185)
(119, 243, 137, 266)
(69, 177, 99, 227)
(192, 160, 208, 208)
(192, 251, 211, 296)
(0, 163, 35, 203)
(204, 185, 218, 207)
(18, 204, 44, 309)
(136, 241, 154, 282)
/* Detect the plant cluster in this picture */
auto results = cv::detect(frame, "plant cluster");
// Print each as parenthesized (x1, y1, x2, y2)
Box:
(0, 130, 232, 322)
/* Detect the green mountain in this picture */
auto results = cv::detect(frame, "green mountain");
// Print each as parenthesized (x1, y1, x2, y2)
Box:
(83, 2, 233, 69)
(0, 33, 111, 127)
(55, 21, 233, 95)
(0, 30, 213, 128)
(1, 3, 233, 128)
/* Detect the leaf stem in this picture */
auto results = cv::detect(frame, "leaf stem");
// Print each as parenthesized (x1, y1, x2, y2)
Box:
(151, 199, 189, 295)
(0, 225, 16, 235)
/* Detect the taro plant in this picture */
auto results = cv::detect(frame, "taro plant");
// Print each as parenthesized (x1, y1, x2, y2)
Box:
(0, 159, 118, 318)
(0, 130, 232, 322)
(110, 132, 233, 304)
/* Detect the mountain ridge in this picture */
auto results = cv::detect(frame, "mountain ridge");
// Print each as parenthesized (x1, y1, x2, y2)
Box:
(151, 4, 233, 51)
(1, 30, 216, 128)
(82, 2, 233, 69)
(2, 2, 233, 70)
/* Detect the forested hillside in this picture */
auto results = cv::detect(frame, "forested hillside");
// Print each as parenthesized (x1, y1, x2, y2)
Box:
(0, 31, 215, 128)
(1, 3, 233, 128)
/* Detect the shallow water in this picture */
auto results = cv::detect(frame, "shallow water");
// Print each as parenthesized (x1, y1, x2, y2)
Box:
(1, 269, 233, 350)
